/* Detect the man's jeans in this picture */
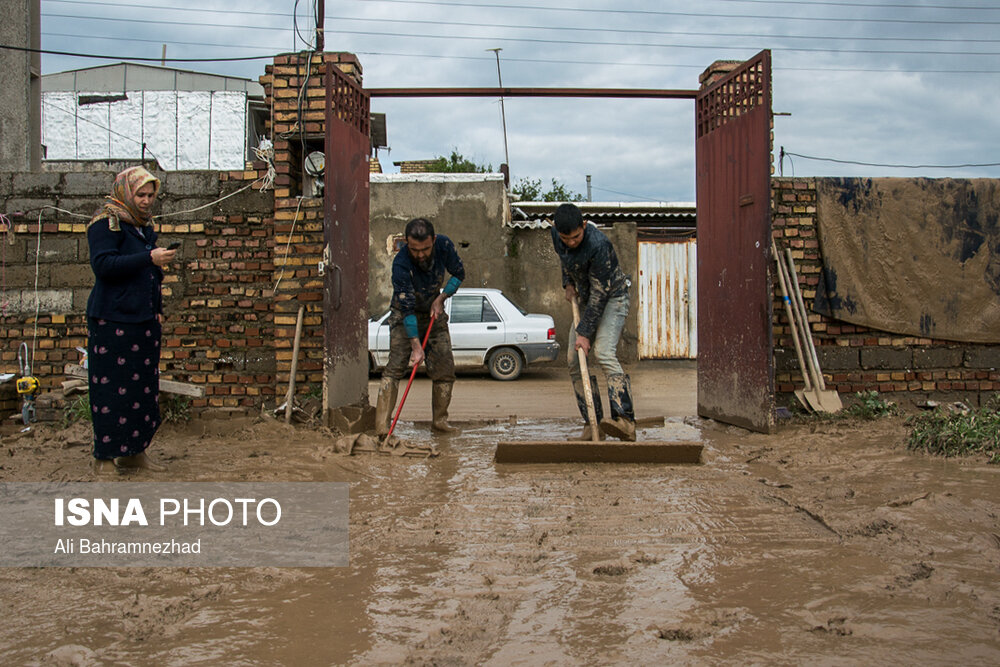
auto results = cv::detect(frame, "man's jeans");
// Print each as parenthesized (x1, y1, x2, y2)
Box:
(568, 292, 629, 382)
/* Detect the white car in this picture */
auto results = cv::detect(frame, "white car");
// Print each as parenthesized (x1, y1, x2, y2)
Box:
(368, 288, 560, 380)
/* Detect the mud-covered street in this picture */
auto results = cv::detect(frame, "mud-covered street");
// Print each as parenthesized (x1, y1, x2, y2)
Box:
(2, 362, 999, 665)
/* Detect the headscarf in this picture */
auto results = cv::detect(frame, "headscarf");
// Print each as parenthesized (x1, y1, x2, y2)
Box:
(89, 166, 161, 229)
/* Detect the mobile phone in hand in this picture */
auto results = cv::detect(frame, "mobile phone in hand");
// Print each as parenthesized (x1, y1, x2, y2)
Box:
(166, 242, 181, 250)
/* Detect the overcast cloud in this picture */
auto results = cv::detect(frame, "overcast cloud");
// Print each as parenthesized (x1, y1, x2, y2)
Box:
(37, 0, 1000, 202)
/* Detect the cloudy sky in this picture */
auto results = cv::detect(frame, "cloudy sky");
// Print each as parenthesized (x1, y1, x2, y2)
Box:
(37, 0, 1000, 202)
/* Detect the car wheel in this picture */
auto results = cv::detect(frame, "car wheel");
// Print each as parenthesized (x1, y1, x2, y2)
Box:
(488, 347, 523, 381)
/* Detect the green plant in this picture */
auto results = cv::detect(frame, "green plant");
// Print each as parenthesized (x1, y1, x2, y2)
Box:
(304, 383, 323, 400)
(63, 393, 91, 427)
(906, 395, 1000, 463)
(843, 390, 899, 420)
(161, 394, 192, 423)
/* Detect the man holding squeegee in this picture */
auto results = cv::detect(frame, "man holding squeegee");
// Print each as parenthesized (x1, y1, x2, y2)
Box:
(375, 217, 466, 436)
(550, 203, 636, 441)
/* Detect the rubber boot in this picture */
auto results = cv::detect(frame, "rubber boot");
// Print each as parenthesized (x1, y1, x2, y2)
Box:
(570, 375, 604, 441)
(375, 377, 399, 436)
(431, 381, 459, 433)
(600, 373, 636, 441)
(114, 451, 167, 472)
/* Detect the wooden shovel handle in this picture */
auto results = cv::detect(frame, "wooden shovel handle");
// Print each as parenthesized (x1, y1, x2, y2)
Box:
(571, 298, 600, 442)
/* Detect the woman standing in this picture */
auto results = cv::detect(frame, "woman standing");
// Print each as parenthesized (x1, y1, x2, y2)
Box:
(87, 166, 175, 473)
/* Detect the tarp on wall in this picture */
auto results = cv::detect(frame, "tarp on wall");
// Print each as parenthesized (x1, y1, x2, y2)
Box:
(814, 178, 1000, 343)
(41, 90, 247, 170)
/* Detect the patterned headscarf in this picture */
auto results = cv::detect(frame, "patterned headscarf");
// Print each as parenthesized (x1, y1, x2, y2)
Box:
(89, 166, 161, 229)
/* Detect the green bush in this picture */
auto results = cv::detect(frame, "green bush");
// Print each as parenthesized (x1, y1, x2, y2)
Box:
(62, 393, 91, 427)
(161, 395, 192, 423)
(907, 395, 1000, 463)
(843, 390, 900, 420)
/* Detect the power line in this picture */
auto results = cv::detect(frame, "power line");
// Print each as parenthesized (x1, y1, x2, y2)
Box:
(41, 0, 1000, 17)
(711, 0, 1000, 8)
(40, 7, 1000, 45)
(324, 14, 1000, 46)
(2, 42, 276, 62)
(353, 49, 1000, 74)
(43, 12, 296, 33)
(781, 150, 1000, 169)
(316, 28, 1000, 57)
(42, 32, 282, 53)
(347, 0, 1000, 26)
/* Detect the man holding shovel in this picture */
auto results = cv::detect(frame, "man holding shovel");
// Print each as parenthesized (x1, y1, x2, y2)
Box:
(550, 203, 636, 441)
(375, 218, 465, 436)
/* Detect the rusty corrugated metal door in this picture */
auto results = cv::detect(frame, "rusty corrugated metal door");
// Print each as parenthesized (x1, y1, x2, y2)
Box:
(324, 64, 371, 411)
(638, 240, 697, 359)
(694, 50, 774, 433)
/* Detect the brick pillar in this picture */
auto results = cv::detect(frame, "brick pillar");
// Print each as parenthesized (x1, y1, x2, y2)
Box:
(260, 52, 367, 413)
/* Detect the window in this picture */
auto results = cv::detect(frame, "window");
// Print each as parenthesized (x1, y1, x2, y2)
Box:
(450, 295, 484, 324)
(450, 295, 503, 324)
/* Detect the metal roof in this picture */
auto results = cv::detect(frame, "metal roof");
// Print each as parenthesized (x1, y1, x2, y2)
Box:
(42, 63, 265, 97)
(509, 201, 697, 239)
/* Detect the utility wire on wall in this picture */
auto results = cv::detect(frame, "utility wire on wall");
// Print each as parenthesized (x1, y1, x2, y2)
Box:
(780, 147, 1000, 171)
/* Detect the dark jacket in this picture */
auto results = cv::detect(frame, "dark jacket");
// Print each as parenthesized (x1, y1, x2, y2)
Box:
(390, 234, 465, 316)
(551, 222, 630, 339)
(86, 217, 164, 323)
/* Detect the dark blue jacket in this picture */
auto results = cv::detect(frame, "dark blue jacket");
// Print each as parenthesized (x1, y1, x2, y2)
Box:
(390, 234, 465, 316)
(551, 223, 630, 339)
(86, 217, 164, 323)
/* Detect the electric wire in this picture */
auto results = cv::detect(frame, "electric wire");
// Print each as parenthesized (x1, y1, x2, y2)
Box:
(346, 0, 1000, 26)
(781, 150, 1000, 169)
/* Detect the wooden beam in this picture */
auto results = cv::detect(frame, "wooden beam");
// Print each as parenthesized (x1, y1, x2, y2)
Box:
(494, 441, 702, 464)
(63, 365, 205, 398)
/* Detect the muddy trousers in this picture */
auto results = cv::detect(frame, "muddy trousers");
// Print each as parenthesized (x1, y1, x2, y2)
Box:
(568, 293, 631, 424)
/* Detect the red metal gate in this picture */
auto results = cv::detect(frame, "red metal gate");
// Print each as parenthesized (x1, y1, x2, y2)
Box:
(324, 64, 371, 411)
(694, 50, 774, 433)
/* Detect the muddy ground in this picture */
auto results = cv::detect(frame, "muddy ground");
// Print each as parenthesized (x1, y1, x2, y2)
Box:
(2, 361, 999, 665)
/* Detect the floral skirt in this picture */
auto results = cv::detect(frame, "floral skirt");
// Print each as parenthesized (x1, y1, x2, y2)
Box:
(88, 317, 161, 460)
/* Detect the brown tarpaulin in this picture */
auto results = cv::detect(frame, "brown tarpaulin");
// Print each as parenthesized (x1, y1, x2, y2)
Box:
(813, 178, 1000, 343)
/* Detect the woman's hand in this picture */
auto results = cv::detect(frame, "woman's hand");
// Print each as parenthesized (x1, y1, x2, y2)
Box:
(150, 247, 177, 267)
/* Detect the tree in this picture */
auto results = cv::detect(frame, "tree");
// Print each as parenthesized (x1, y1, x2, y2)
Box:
(512, 177, 585, 202)
(430, 150, 492, 173)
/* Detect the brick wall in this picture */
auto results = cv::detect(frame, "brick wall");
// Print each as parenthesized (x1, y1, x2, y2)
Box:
(771, 177, 1000, 407)
(0, 168, 275, 415)
(0, 51, 367, 420)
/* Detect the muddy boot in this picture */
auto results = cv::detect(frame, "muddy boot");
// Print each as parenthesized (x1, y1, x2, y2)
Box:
(600, 373, 636, 442)
(431, 381, 459, 433)
(571, 375, 604, 421)
(92, 458, 118, 476)
(374, 377, 399, 436)
(575, 423, 605, 442)
(114, 451, 167, 472)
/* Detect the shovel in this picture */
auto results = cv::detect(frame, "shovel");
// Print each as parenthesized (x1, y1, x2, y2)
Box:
(771, 239, 818, 412)
(772, 239, 842, 413)
(784, 248, 842, 412)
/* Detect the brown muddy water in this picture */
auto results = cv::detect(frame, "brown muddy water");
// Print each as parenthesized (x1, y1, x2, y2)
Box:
(1, 373, 999, 665)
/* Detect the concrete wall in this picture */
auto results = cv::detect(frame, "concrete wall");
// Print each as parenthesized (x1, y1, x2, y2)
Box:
(0, 0, 41, 171)
(369, 176, 639, 366)
(772, 177, 1000, 408)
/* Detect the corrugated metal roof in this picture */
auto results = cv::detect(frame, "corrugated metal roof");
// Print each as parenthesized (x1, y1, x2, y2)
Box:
(509, 201, 697, 237)
(42, 63, 265, 97)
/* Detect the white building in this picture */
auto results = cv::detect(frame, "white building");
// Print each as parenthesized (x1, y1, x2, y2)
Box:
(42, 63, 267, 171)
